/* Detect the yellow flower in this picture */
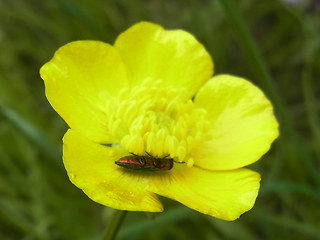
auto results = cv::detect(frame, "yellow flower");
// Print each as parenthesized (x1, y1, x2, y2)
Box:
(40, 22, 279, 221)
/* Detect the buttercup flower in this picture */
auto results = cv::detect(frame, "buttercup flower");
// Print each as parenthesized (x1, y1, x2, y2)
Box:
(40, 22, 279, 220)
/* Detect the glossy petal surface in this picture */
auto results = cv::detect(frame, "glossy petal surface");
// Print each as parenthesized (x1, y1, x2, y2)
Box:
(40, 41, 128, 143)
(194, 75, 279, 170)
(114, 22, 213, 96)
(150, 166, 260, 220)
(63, 129, 163, 212)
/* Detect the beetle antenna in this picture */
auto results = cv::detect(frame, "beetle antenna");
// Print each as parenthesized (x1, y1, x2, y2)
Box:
(129, 152, 139, 157)
(145, 151, 152, 157)
(173, 161, 185, 164)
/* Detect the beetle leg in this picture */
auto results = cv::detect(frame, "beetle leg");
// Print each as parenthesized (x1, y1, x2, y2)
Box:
(138, 156, 146, 166)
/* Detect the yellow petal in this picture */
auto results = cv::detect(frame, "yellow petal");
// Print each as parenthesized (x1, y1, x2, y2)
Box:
(114, 22, 213, 96)
(63, 129, 163, 212)
(40, 41, 129, 143)
(194, 75, 279, 170)
(150, 166, 260, 220)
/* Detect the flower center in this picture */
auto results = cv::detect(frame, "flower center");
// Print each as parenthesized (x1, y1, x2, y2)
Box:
(107, 79, 211, 167)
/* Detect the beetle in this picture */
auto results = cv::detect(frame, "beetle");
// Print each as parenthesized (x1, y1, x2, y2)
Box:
(115, 152, 174, 171)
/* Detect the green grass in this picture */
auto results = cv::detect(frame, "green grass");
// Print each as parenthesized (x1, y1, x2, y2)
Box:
(0, 0, 320, 239)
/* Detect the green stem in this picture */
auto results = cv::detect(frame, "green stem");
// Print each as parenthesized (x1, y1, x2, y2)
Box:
(102, 210, 127, 240)
(219, 0, 320, 185)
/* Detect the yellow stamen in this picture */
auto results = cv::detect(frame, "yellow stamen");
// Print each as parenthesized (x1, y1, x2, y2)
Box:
(108, 79, 211, 166)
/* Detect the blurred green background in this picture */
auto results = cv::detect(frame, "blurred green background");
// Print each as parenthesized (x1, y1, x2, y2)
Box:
(0, 0, 320, 239)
